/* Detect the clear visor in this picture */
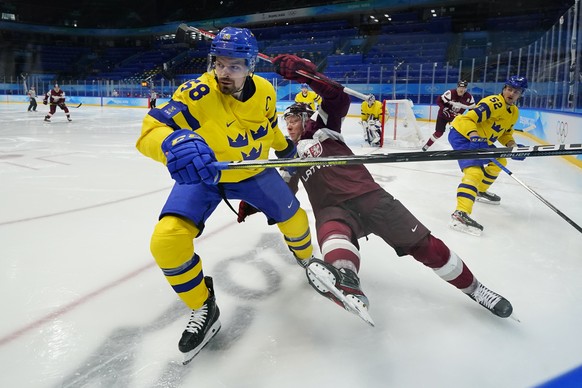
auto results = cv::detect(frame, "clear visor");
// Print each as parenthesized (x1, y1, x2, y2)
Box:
(207, 55, 256, 74)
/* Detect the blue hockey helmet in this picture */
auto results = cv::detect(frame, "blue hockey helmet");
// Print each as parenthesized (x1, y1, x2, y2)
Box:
(300, 83, 308, 89)
(209, 27, 259, 72)
(505, 75, 528, 91)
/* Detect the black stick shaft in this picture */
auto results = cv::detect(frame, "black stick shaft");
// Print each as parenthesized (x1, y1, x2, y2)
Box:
(214, 144, 582, 170)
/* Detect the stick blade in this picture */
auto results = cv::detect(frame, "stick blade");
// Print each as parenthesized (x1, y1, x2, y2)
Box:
(175, 23, 192, 44)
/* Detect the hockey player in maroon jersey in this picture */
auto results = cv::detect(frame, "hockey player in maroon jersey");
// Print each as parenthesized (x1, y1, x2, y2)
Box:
(239, 54, 514, 322)
(422, 80, 475, 151)
(43, 84, 72, 122)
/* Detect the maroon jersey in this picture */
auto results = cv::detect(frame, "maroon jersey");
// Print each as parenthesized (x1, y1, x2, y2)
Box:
(436, 88, 474, 121)
(288, 82, 381, 217)
(45, 88, 66, 104)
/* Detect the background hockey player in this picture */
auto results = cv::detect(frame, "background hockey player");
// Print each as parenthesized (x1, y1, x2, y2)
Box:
(136, 27, 315, 364)
(27, 86, 37, 112)
(149, 89, 157, 108)
(422, 80, 475, 151)
(360, 95, 383, 146)
(43, 84, 71, 122)
(239, 53, 515, 324)
(294, 83, 321, 110)
(448, 76, 527, 236)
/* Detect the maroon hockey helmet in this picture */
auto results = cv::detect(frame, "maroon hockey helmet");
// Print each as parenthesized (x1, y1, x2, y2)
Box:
(283, 102, 314, 120)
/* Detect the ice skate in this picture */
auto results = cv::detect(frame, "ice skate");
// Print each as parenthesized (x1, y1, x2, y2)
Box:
(468, 282, 513, 318)
(476, 191, 501, 205)
(421, 144, 429, 152)
(179, 276, 221, 365)
(44, 116, 51, 122)
(306, 259, 375, 326)
(295, 255, 314, 268)
(450, 210, 483, 236)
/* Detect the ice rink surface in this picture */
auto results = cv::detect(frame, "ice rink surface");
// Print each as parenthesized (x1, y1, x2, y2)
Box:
(1, 104, 581, 388)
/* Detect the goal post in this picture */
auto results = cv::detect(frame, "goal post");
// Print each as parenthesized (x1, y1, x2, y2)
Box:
(380, 99, 423, 148)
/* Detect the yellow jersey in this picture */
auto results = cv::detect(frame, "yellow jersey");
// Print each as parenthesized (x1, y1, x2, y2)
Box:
(360, 100, 383, 122)
(451, 93, 519, 146)
(294, 90, 321, 110)
(136, 72, 288, 183)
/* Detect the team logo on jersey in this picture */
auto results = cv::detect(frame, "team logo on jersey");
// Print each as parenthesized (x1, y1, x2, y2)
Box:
(250, 125, 268, 140)
(162, 105, 178, 116)
(228, 133, 248, 147)
(297, 139, 322, 158)
(241, 144, 262, 160)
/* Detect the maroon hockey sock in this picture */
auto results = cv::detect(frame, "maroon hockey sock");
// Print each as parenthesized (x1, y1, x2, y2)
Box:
(409, 235, 475, 290)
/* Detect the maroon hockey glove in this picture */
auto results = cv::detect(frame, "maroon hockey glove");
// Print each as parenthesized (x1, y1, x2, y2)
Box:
(273, 54, 316, 83)
(441, 108, 455, 120)
(237, 201, 260, 223)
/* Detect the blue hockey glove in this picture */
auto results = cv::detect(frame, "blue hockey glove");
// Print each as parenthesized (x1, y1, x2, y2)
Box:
(511, 144, 527, 160)
(275, 138, 298, 175)
(469, 136, 489, 150)
(162, 130, 221, 185)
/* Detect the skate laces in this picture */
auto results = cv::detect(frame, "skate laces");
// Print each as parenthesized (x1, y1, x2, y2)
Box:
(453, 211, 480, 226)
(471, 284, 501, 309)
(338, 268, 369, 306)
(185, 304, 209, 333)
(452, 211, 468, 223)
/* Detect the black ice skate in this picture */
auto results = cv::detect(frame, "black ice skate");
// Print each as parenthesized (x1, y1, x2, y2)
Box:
(468, 282, 513, 318)
(450, 210, 484, 236)
(44, 116, 51, 122)
(295, 255, 314, 268)
(306, 259, 375, 326)
(179, 276, 221, 365)
(476, 191, 501, 205)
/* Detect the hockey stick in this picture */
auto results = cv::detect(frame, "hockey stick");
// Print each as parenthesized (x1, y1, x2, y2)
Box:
(175, 24, 371, 101)
(50, 102, 82, 108)
(213, 144, 582, 170)
(490, 159, 582, 234)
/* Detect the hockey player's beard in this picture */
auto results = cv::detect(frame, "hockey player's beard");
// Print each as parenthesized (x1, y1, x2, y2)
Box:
(217, 77, 245, 96)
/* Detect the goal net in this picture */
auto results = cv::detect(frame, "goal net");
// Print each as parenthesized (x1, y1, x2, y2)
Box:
(380, 99, 423, 148)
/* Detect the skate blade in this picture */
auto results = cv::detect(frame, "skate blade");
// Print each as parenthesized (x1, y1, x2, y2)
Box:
(476, 197, 500, 205)
(181, 320, 221, 365)
(450, 222, 482, 237)
(307, 263, 375, 327)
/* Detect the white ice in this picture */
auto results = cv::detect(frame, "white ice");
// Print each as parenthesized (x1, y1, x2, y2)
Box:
(1, 104, 581, 388)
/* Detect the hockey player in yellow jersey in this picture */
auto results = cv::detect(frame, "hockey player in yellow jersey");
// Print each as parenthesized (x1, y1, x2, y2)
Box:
(360, 95, 384, 146)
(294, 83, 321, 110)
(136, 27, 314, 364)
(448, 76, 528, 236)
